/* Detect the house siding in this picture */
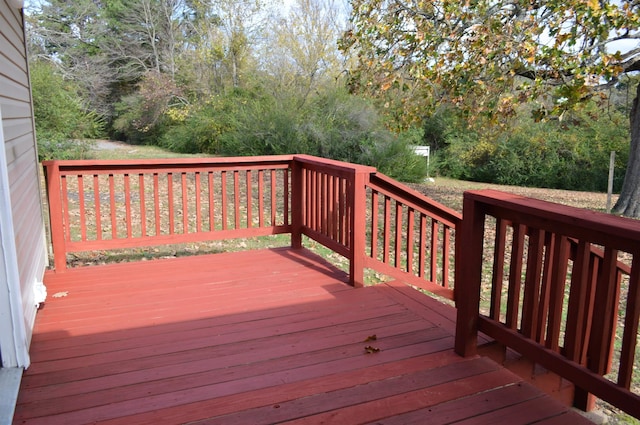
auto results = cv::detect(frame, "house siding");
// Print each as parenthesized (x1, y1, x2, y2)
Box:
(0, 0, 48, 349)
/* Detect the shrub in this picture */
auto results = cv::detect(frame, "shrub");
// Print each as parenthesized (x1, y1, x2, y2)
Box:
(30, 60, 103, 160)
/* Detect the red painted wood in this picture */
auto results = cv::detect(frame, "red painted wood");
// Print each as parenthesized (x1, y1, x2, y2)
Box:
(167, 173, 175, 234)
(394, 201, 402, 268)
(442, 225, 451, 288)
(233, 170, 240, 229)
(207, 172, 214, 231)
(93, 174, 102, 241)
(258, 170, 264, 227)
(124, 173, 132, 238)
(418, 215, 426, 278)
(490, 218, 507, 321)
(153, 173, 160, 235)
(77, 175, 86, 241)
(619, 255, 640, 389)
(244, 170, 251, 228)
(521, 228, 544, 339)
(565, 240, 592, 363)
(180, 172, 188, 234)
(370, 190, 379, 259)
(108, 174, 117, 239)
(383, 195, 391, 264)
(138, 174, 147, 237)
(61, 175, 70, 242)
(406, 207, 415, 274)
(430, 219, 438, 282)
(221, 171, 228, 230)
(506, 223, 526, 329)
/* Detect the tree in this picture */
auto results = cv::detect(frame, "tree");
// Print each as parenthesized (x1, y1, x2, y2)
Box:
(261, 0, 346, 106)
(341, 0, 640, 216)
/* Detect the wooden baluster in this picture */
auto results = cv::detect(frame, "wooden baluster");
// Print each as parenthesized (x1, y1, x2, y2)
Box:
(370, 190, 379, 259)
(258, 170, 264, 227)
(153, 173, 161, 236)
(394, 202, 403, 268)
(506, 223, 526, 329)
(234, 170, 240, 229)
(139, 174, 146, 237)
(490, 219, 508, 321)
(430, 220, 438, 283)
(124, 174, 132, 238)
(418, 215, 427, 278)
(246, 170, 252, 229)
(93, 174, 102, 240)
(268, 169, 275, 226)
(283, 168, 289, 226)
(588, 246, 620, 374)
(109, 174, 117, 239)
(565, 240, 592, 363)
(221, 171, 228, 230)
(535, 232, 555, 344)
(442, 225, 451, 288)
(208, 172, 215, 231)
(78, 174, 86, 241)
(181, 172, 188, 234)
(383, 195, 391, 264)
(521, 228, 545, 339)
(167, 173, 175, 235)
(62, 175, 70, 242)
(406, 207, 415, 274)
(195, 172, 202, 233)
(618, 254, 640, 389)
(546, 235, 570, 352)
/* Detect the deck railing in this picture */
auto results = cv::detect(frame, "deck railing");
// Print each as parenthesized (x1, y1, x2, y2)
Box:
(43, 155, 459, 294)
(455, 189, 640, 418)
(365, 173, 461, 299)
(44, 156, 294, 272)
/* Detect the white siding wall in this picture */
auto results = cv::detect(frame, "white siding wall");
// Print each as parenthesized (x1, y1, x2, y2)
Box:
(0, 0, 48, 363)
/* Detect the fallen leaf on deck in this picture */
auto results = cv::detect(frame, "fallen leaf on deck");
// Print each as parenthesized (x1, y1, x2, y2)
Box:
(364, 334, 377, 342)
(364, 345, 380, 354)
(52, 291, 69, 298)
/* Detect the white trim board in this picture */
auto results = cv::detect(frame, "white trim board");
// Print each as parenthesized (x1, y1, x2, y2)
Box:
(0, 108, 30, 368)
(0, 367, 22, 425)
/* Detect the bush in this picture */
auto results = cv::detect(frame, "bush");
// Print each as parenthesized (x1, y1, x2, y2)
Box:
(158, 86, 428, 182)
(30, 60, 104, 160)
(435, 102, 629, 192)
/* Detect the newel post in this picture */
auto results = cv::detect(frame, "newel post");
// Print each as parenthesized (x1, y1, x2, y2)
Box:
(290, 159, 303, 249)
(454, 193, 485, 356)
(349, 169, 368, 288)
(44, 161, 67, 272)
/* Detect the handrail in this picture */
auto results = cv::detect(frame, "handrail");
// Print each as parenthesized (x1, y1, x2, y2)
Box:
(365, 172, 461, 300)
(43, 155, 460, 294)
(44, 156, 295, 272)
(455, 189, 640, 417)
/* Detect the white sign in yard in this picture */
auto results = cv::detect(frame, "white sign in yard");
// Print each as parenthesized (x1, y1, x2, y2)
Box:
(412, 145, 430, 157)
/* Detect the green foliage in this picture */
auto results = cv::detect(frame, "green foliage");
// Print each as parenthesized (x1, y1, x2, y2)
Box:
(30, 60, 103, 160)
(158, 86, 428, 182)
(436, 103, 629, 192)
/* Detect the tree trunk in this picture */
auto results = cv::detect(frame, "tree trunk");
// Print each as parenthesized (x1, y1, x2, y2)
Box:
(612, 81, 640, 218)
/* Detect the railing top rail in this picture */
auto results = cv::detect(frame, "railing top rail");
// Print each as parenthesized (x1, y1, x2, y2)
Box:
(466, 189, 640, 253)
(43, 155, 295, 171)
(292, 154, 376, 174)
(368, 172, 462, 227)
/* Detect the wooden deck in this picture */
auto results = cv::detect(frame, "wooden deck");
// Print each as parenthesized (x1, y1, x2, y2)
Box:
(14, 248, 593, 424)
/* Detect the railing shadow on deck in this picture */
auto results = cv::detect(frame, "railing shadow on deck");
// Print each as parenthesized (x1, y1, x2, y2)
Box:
(42, 154, 639, 418)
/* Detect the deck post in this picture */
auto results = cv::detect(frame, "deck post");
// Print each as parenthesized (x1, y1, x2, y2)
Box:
(454, 193, 485, 356)
(290, 159, 303, 249)
(349, 169, 368, 288)
(43, 161, 67, 272)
